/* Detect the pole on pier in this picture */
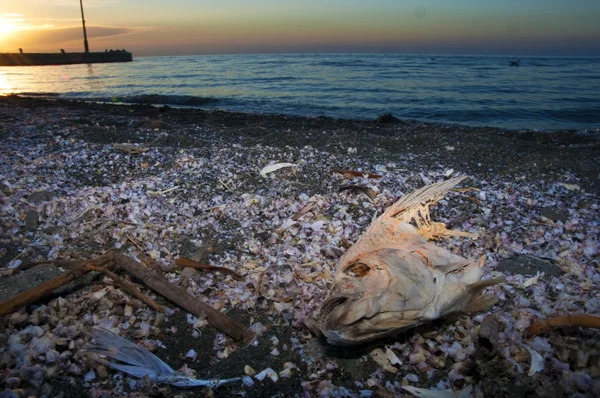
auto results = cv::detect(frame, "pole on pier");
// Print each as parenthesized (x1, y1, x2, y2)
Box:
(80, 0, 90, 53)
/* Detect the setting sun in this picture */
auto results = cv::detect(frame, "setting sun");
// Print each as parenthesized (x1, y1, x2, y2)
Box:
(0, 21, 16, 39)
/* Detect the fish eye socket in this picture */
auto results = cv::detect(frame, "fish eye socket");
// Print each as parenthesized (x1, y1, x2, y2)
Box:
(343, 262, 370, 277)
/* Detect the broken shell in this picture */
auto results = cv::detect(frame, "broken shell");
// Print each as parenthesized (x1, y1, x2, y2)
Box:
(386, 347, 402, 366)
(242, 376, 255, 387)
(31, 336, 54, 354)
(409, 352, 426, 365)
(124, 305, 133, 317)
(255, 368, 278, 382)
(185, 349, 197, 361)
(84, 370, 96, 382)
(523, 345, 544, 376)
(279, 368, 292, 378)
(244, 365, 256, 377)
(45, 350, 59, 364)
(428, 356, 446, 370)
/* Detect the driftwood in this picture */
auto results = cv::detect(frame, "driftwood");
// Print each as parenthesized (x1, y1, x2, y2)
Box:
(0, 254, 114, 316)
(175, 257, 245, 281)
(0, 252, 255, 345)
(114, 254, 255, 344)
(527, 314, 600, 336)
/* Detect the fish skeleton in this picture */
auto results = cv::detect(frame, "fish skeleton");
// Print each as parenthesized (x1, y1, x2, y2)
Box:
(317, 176, 504, 345)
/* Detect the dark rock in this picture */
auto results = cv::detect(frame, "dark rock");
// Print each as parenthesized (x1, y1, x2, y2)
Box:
(27, 191, 54, 205)
(0, 265, 63, 302)
(496, 255, 562, 277)
(539, 206, 570, 223)
(375, 113, 399, 124)
(24, 210, 39, 231)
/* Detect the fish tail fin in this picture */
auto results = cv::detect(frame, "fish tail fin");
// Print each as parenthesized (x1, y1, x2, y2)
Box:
(465, 293, 499, 313)
(380, 176, 471, 240)
(464, 276, 505, 312)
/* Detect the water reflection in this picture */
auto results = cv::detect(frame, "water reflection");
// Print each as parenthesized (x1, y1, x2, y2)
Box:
(84, 64, 103, 91)
(0, 73, 13, 94)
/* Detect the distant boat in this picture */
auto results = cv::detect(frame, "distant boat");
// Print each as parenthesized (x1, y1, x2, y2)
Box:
(509, 59, 520, 67)
(0, 0, 132, 66)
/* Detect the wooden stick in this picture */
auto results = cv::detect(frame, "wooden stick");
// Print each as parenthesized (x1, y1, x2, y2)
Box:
(528, 314, 600, 336)
(1, 252, 254, 344)
(137, 252, 171, 273)
(114, 254, 255, 345)
(19, 259, 82, 272)
(86, 265, 164, 312)
(175, 258, 245, 282)
(0, 254, 113, 316)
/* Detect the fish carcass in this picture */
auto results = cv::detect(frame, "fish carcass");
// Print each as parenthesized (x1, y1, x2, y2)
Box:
(317, 176, 504, 345)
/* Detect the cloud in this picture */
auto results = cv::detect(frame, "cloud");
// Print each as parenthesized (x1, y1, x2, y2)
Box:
(34, 26, 134, 42)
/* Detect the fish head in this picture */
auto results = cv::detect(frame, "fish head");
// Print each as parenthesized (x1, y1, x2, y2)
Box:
(319, 249, 436, 345)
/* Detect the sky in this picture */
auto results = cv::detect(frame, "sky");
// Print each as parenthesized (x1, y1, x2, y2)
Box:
(1, 0, 599, 56)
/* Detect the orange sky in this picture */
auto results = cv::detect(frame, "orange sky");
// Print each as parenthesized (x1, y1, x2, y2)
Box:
(1, 1, 599, 56)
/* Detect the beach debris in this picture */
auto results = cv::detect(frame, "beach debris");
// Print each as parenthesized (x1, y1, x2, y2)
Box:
(88, 328, 240, 388)
(259, 162, 297, 177)
(386, 346, 402, 365)
(522, 345, 544, 376)
(244, 365, 256, 377)
(147, 185, 179, 197)
(255, 367, 278, 382)
(527, 314, 600, 336)
(332, 168, 382, 179)
(2, 96, 599, 396)
(112, 143, 149, 154)
(477, 315, 500, 354)
(0, 253, 255, 344)
(175, 257, 245, 281)
(290, 201, 318, 221)
(558, 182, 580, 191)
(522, 271, 544, 288)
(339, 185, 377, 202)
(369, 348, 398, 373)
(316, 177, 504, 345)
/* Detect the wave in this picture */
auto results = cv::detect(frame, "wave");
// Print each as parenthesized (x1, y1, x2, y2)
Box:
(108, 94, 219, 106)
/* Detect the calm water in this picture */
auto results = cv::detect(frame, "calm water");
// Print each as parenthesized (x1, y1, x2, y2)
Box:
(1, 53, 599, 131)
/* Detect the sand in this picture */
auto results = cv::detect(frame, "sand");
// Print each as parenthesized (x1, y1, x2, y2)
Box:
(0, 95, 599, 397)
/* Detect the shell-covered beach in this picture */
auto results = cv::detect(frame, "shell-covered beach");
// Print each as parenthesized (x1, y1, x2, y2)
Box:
(1, 95, 599, 397)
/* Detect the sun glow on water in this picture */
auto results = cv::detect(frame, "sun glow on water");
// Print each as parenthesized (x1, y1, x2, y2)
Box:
(0, 74, 14, 94)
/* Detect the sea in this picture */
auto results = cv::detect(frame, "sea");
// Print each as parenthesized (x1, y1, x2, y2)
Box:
(1, 53, 599, 131)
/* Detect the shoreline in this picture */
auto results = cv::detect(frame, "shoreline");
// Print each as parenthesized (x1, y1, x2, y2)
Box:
(11, 93, 600, 132)
(2, 94, 599, 194)
(1, 95, 599, 397)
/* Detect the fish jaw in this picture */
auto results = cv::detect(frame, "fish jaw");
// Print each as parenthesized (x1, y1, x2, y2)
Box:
(319, 249, 438, 345)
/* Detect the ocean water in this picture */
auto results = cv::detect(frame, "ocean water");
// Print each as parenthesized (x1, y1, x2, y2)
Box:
(1, 53, 599, 131)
